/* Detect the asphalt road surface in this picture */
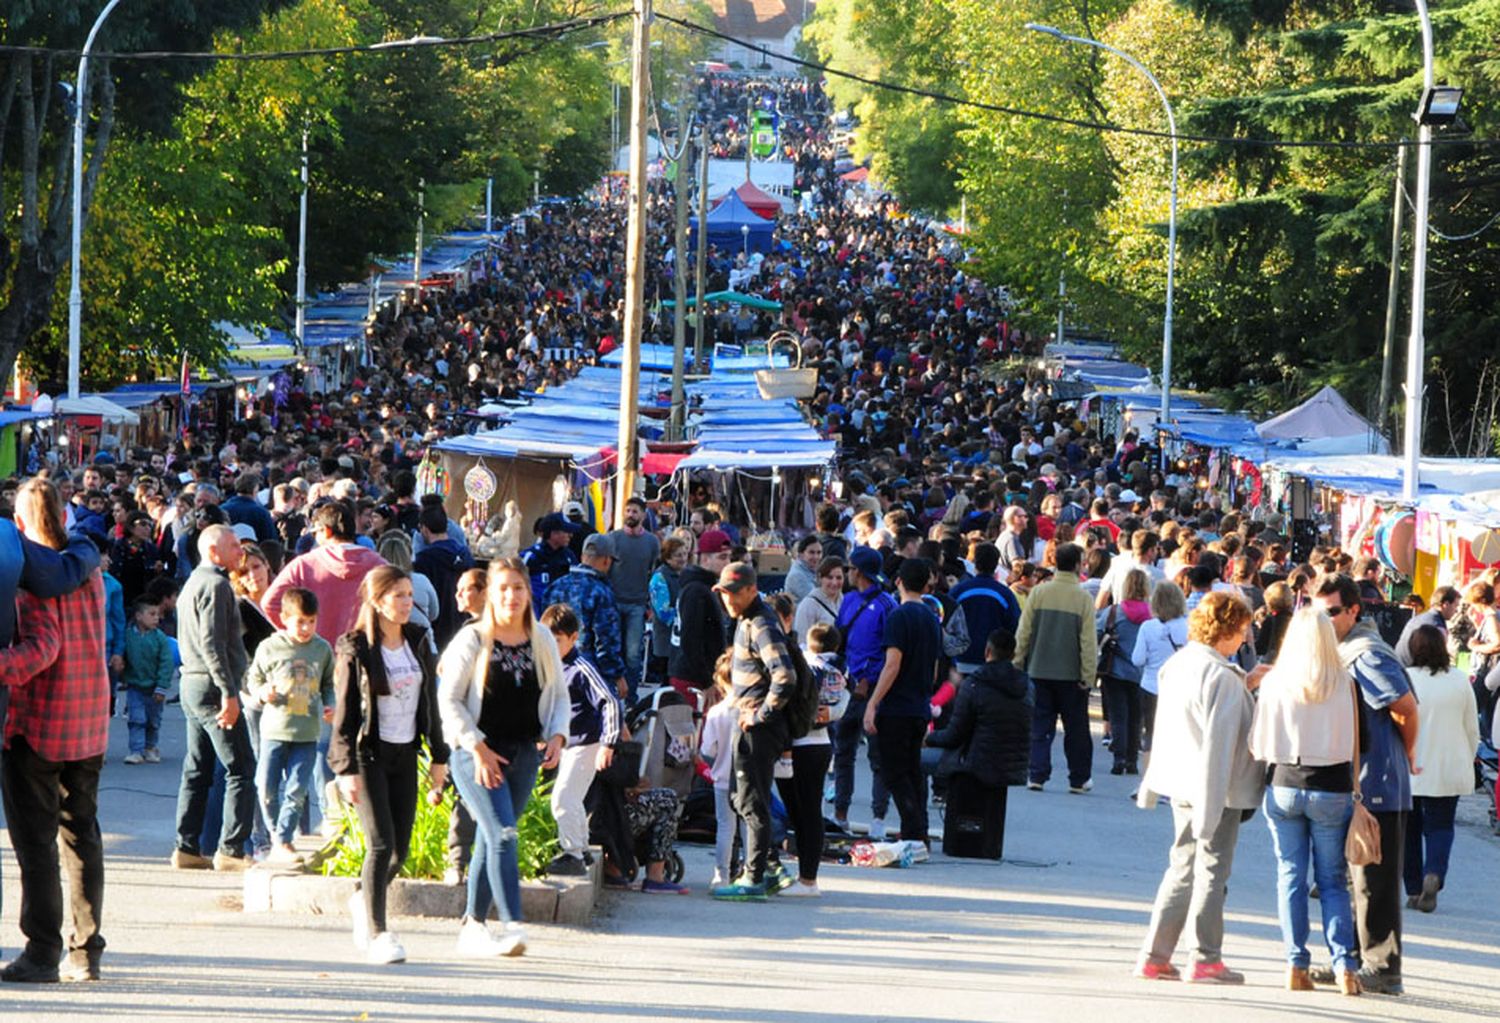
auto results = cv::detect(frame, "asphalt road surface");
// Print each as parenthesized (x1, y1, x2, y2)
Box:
(2, 704, 1496, 1022)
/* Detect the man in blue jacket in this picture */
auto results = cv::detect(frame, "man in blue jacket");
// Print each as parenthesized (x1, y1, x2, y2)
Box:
(0, 514, 102, 967)
(832, 546, 897, 835)
(220, 473, 276, 544)
(949, 543, 1020, 679)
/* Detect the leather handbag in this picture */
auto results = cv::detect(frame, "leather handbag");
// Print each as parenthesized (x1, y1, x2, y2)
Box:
(1344, 684, 1382, 867)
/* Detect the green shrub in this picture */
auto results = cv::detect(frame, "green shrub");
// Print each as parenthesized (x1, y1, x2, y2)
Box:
(321, 748, 558, 883)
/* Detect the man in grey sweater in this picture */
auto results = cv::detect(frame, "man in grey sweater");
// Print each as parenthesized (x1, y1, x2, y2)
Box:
(609, 497, 660, 700)
(171, 525, 256, 872)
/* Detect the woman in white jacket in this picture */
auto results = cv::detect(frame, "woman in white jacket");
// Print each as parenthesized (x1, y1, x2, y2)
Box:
(1136, 592, 1264, 985)
(1131, 581, 1189, 755)
(1402, 624, 1480, 914)
(437, 557, 571, 958)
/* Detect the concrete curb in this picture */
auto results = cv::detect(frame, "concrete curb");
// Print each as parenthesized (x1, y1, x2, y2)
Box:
(244, 851, 601, 926)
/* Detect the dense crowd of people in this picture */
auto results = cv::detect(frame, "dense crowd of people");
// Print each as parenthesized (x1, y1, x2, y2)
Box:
(0, 73, 1490, 1003)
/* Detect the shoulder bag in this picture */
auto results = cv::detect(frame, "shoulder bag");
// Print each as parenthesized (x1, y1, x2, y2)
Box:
(1344, 680, 1382, 867)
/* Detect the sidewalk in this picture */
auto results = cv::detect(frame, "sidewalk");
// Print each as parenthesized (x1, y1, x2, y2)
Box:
(1, 705, 1496, 1022)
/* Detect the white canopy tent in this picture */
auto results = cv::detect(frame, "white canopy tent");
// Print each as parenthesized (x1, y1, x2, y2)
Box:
(1257, 385, 1389, 455)
(55, 396, 141, 425)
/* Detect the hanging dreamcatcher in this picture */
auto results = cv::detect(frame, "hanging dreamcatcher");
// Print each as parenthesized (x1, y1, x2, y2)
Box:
(461, 459, 497, 541)
(416, 449, 450, 499)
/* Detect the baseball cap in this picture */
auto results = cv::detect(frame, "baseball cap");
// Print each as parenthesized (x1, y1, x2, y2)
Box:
(581, 533, 616, 560)
(713, 562, 757, 594)
(1118, 489, 1141, 503)
(563, 500, 586, 521)
(697, 529, 731, 555)
(848, 546, 884, 581)
(539, 512, 572, 536)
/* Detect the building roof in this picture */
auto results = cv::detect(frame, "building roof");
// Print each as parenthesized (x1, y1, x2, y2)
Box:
(709, 0, 801, 40)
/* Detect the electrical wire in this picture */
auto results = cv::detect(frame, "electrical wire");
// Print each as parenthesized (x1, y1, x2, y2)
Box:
(1400, 181, 1500, 241)
(0, 13, 629, 62)
(655, 12, 1493, 153)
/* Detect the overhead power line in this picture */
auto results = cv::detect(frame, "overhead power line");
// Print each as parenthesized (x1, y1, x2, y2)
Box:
(0, 12, 629, 62)
(655, 12, 1494, 153)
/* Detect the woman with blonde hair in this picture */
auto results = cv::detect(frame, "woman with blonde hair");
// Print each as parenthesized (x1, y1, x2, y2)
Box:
(1249, 608, 1361, 996)
(328, 566, 450, 965)
(1136, 591, 1264, 985)
(437, 557, 570, 958)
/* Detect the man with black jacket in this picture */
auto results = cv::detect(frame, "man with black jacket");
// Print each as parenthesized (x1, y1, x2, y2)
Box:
(710, 563, 798, 901)
(667, 530, 732, 697)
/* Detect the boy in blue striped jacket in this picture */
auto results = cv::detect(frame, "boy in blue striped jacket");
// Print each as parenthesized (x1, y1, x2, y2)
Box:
(540, 603, 621, 878)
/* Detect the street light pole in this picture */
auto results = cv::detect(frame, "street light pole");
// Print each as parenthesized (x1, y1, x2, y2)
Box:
(68, 0, 126, 401)
(295, 126, 309, 356)
(1026, 24, 1178, 431)
(1403, 2, 1436, 502)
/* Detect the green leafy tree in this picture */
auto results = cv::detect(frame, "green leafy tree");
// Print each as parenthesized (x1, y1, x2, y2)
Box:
(803, 0, 964, 214)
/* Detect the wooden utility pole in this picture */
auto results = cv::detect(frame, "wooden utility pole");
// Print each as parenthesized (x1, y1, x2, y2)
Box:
(614, 0, 651, 527)
(670, 76, 692, 439)
(1377, 140, 1408, 441)
(694, 125, 710, 368)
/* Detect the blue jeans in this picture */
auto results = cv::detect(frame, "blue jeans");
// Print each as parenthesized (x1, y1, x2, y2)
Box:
(125, 687, 164, 754)
(1404, 794, 1458, 894)
(257, 739, 317, 846)
(618, 602, 648, 703)
(243, 705, 270, 854)
(450, 743, 541, 924)
(1263, 785, 1358, 971)
(1029, 679, 1093, 788)
(175, 679, 256, 858)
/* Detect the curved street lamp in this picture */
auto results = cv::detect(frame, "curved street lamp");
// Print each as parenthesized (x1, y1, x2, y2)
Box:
(68, 0, 126, 401)
(1026, 23, 1178, 433)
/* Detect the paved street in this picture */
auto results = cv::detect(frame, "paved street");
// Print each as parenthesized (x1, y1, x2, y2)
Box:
(2, 704, 1497, 1022)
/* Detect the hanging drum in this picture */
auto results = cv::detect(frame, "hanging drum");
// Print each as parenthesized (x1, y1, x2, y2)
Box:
(1375, 511, 1416, 576)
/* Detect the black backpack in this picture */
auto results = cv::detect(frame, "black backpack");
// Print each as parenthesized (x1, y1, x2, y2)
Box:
(762, 611, 821, 740)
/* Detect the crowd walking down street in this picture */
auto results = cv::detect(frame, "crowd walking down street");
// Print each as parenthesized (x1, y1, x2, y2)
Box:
(0, 67, 1496, 1023)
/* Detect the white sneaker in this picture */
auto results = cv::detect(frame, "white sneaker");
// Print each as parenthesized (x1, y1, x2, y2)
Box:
(456, 917, 508, 958)
(366, 931, 406, 965)
(710, 871, 727, 889)
(779, 881, 821, 898)
(348, 890, 369, 950)
(497, 922, 527, 957)
(868, 818, 887, 841)
(123, 753, 145, 765)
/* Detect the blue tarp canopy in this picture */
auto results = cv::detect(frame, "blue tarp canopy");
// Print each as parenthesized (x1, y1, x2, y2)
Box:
(438, 364, 832, 472)
(689, 191, 775, 255)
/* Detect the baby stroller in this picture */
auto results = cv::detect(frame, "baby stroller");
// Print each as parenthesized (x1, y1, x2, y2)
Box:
(624, 686, 703, 883)
(628, 686, 702, 797)
(1478, 737, 1498, 834)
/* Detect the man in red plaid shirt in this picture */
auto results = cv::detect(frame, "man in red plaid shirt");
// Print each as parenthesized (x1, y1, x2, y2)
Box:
(0, 481, 109, 984)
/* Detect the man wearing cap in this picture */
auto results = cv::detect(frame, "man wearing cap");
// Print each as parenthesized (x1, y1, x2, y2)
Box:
(546, 533, 627, 698)
(608, 497, 660, 701)
(668, 530, 733, 698)
(831, 546, 897, 835)
(710, 562, 799, 900)
(521, 513, 578, 612)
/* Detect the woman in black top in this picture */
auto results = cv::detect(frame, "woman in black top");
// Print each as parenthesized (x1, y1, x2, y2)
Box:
(328, 566, 449, 966)
(437, 558, 570, 959)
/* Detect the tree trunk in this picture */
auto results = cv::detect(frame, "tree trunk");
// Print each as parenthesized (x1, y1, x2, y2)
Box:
(0, 55, 116, 389)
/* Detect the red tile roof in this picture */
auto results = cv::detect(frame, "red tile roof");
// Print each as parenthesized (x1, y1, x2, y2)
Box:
(709, 0, 801, 40)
